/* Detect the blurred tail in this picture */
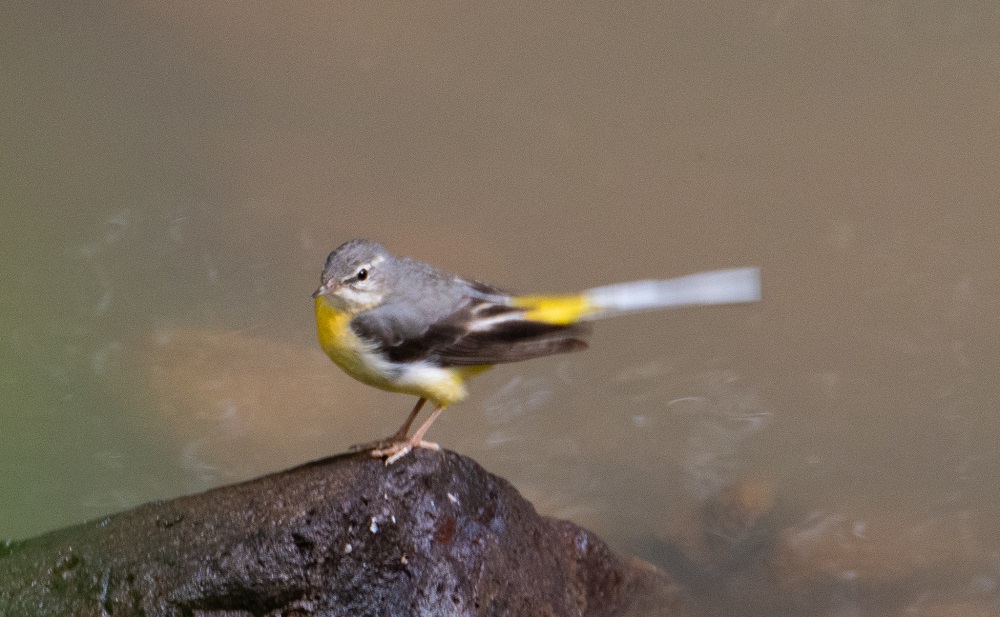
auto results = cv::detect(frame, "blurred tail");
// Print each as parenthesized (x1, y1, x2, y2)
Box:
(512, 267, 761, 325)
(583, 267, 762, 320)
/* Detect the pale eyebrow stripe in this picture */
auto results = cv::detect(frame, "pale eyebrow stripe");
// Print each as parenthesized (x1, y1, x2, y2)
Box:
(341, 255, 387, 282)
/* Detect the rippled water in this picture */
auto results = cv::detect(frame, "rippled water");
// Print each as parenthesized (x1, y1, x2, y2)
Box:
(3, 2, 999, 613)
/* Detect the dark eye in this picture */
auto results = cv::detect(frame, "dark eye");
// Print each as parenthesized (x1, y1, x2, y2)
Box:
(356, 268, 368, 281)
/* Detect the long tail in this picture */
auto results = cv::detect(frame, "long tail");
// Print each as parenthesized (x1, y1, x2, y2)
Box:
(584, 267, 761, 320)
(512, 267, 761, 325)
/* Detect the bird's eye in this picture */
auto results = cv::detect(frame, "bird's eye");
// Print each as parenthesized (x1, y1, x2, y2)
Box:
(356, 268, 368, 281)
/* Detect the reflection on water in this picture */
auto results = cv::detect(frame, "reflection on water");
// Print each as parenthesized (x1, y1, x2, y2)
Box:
(654, 370, 771, 501)
(4, 1, 1000, 613)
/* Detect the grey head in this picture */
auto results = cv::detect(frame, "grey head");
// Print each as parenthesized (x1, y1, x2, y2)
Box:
(312, 239, 395, 310)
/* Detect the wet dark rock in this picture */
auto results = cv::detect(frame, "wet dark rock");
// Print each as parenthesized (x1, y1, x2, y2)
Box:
(0, 450, 689, 617)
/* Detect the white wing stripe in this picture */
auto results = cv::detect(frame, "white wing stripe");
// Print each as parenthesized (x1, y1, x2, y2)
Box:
(467, 311, 526, 331)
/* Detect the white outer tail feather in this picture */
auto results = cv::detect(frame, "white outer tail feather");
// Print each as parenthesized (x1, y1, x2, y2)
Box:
(583, 267, 761, 319)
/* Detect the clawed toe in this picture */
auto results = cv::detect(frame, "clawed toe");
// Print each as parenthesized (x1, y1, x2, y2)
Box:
(356, 400, 446, 465)
(349, 438, 393, 453)
(371, 439, 441, 465)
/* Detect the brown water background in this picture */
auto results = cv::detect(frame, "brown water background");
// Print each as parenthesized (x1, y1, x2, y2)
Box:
(3, 2, 999, 613)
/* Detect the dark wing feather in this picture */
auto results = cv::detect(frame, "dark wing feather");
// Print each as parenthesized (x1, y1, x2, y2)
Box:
(351, 299, 589, 367)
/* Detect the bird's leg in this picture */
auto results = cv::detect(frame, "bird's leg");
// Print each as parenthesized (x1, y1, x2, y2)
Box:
(372, 404, 445, 465)
(390, 397, 427, 441)
(349, 398, 426, 452)
(406, 404, 445, 446)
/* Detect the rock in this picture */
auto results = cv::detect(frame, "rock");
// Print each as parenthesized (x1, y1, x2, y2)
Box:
(0, 450, 689, 617)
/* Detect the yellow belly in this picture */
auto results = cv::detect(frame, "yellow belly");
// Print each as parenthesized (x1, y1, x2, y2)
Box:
(314, 296, 489, 406)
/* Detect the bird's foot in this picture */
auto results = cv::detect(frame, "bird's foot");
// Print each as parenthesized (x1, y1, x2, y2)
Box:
(371, 438, 441, 465)
(348, 429, 413, 453)
(348, 438, 392, 453)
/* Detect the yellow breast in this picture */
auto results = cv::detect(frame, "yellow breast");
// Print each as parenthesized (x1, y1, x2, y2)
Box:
(314, 296, 393, 389)
(314, 296, 486, 406)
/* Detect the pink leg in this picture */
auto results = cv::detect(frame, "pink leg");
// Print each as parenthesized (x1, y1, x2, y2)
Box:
(389, 397, 426, 441)
(373, 404, 446, 465)
(350, 398, 426, 453)
(407, 404, 445, 445)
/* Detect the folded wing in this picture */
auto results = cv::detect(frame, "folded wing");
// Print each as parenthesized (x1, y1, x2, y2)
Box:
(350, 299, 589, 367)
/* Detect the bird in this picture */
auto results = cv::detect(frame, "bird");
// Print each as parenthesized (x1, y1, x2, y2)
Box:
(313, 239, 761, 464)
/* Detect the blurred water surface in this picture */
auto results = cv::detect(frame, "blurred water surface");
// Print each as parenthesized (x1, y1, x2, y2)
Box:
(3, 2, 999, 613)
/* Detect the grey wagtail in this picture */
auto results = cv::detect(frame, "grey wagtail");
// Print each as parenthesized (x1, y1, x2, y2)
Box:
(313, 239, 761, 464)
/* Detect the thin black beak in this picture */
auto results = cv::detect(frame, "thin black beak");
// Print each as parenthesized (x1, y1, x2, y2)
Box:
(312, 281, 333, 298)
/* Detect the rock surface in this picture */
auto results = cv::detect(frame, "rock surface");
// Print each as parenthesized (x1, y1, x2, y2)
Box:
(0, 449, 688, 617)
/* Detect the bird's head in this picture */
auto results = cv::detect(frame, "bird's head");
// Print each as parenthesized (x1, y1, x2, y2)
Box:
(313, 238, 391, 313)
